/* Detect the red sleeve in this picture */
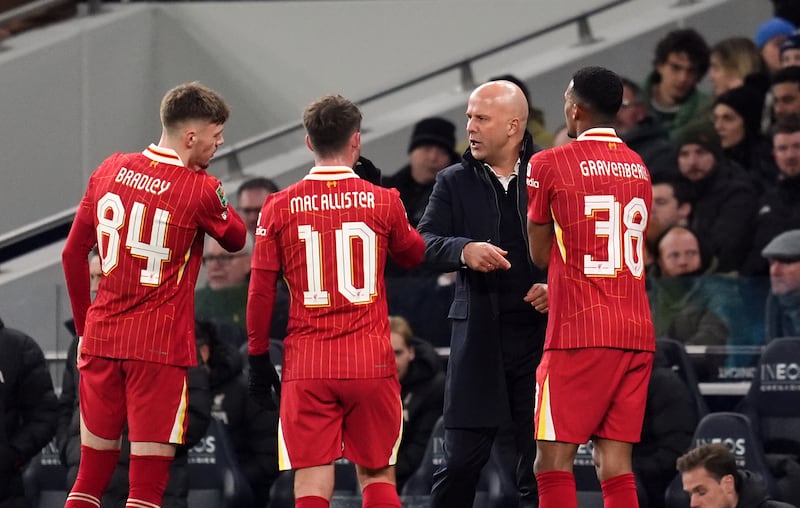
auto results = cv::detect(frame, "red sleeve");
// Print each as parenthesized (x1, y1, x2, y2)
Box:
(526, 151, 555, 224)
(247, 268, 278, 356)
(61, 204, 97, 337)
(388, 192, 425, 269)
(197, 177, 247, 252)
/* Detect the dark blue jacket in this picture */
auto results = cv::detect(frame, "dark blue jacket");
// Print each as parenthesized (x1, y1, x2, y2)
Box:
(417, 132, 546, 427)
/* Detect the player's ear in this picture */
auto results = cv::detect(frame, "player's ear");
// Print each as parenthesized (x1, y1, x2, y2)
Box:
(184, 128, 197, 148)
(305, 134, 315, 152)
(351, 131, 361, 150)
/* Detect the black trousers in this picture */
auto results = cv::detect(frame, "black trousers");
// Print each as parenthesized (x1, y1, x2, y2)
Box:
(431, 321, 541, 508)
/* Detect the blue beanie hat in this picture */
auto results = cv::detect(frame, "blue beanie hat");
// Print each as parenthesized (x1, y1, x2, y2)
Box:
(755, 17, 796, 49)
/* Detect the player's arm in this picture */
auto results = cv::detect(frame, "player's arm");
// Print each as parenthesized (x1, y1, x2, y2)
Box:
(527, 221, 553, 269)
(246, 267, 278, 356)
(61, 202, 96, 337)
(387, 191, 425, 269)
(199, 178, 247, 252)
(525, 152, 554, 270)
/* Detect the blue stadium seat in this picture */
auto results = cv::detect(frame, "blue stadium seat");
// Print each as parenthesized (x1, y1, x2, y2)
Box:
(664, 412, 779, 508)
(187, 417, 253, 508)
(656, 337, 709, 418)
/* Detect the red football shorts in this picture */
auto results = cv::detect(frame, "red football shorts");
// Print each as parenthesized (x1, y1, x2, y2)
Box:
(78, 354, 189, 444)
(534, 348, 653, 444)
(277, 376, 402, 470)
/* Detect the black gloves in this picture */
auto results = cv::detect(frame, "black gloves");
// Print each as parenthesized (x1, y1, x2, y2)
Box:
(353, 156, 383, 186)
(248, 353, 281, 411)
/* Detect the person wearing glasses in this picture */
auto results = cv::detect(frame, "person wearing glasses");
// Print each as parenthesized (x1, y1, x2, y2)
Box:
(195, 234, 254, 346)
(237, 177, 280, 236)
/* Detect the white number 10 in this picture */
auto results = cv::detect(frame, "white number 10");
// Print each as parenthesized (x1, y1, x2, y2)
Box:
(298, 221, 377, 307)
(583, 195, 647, 278)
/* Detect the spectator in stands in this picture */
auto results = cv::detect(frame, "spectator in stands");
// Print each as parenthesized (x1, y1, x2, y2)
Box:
(194, 235, 253, 346)
(0, 0, 77, 41)
(195, 320, 278, 508)
(675, 122, 759, 273)
(762, 230, 800, 341)
(384, 117, 460, 228)
(643, 28, 711, 139)
(615, 77, 677, 179)
(646, 175, 692, 267)
(57, 252, 213, 507)
(389, 316, 445, 493)
(780, 33, 800, 68)
(713, 85, 779, 192)
(236, 177, 279, 236)
(708, 37, 766, 98)
(633, 347, 698, 508)
(743, 113, 800, 276)
(771, 66, 800, 117)
(677, 442, 794, 508)
(755, 17, 796, 76)
(0, 317, 58, 507)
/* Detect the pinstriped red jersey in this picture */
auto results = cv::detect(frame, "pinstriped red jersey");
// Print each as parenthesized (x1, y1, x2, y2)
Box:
(63, 145, 246, 367)
(526, 128, 655, 351)
(250, 166, 424, 381)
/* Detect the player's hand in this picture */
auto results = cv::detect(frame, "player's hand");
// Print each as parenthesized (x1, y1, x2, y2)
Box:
(77, 336, 83, 365)
(248, 353, 281, 410)
(353, 156, 382, 186)
(523, 283, 549, 313)
(463, 242, 511, 273)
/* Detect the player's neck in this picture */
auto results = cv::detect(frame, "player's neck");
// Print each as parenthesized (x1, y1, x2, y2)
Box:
(315, 155, 356, 169)
(157, 135, 192, 170)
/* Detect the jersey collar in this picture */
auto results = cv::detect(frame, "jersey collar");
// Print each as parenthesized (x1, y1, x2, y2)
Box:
(303, 166, 359, 181)
(143, 144, 186, 167)
(576, 127, 622, 143)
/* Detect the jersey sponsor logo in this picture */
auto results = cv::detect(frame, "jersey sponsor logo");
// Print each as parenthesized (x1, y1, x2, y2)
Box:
(526, 177, 540, 188)
(115, 167, 172, 195)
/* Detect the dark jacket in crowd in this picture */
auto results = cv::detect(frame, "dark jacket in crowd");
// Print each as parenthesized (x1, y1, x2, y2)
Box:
(0, 319, 58, 505)
(383, 165, 436, 229)
(621, 115, 679, 180)
(742, 176, 800, 276)
(205, 334, 279, 507)
(684, 158, 759, 273)
(633, 352, 697, 508)
(396, 337, 445, 490)
(735, 469, 796, 508)
(417, 131, 547, 427)
(723, 136, 779, 197)
(57, 336, 212, 507)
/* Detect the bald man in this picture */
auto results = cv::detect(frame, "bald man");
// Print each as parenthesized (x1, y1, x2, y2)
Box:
(418, 80, 549, 508)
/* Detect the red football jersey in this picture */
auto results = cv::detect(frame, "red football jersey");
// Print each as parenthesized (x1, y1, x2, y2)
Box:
(62, 144, 246, 367)
(526, 128, 655, 351)
(249, 166, 424, 381)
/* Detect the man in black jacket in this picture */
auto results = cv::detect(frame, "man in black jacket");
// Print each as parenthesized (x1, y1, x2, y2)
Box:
(0, 318, 58, 508)
(418, 79, 548, 508)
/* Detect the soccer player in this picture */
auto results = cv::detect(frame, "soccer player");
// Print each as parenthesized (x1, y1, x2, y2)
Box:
(247, 94, 425, 508)
(61, 81, 246, 508)
(526, 66, 656, 508)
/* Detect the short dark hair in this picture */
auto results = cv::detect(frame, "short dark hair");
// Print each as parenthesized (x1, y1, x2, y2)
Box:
(160, 82, 229, 131)
(651, 174, 692, 205)
(772, 112, 800, 136)
(772, 65, 800, 87)
(302, 95, 362, 158)
(572, 66, 623, 120)
(653, 29, 711, 79)
(676, 443, 738, 485)
(237, 177, 280, 198)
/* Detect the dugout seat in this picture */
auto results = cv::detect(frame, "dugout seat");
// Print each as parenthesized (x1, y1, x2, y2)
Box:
(268, 459, 361, 508)
(664, 412, 779, 508)
(656, 337, 709, 419)
(573, 441, 604, 508)
(22, 438, 68, 508)
(187, 417, 253, 508)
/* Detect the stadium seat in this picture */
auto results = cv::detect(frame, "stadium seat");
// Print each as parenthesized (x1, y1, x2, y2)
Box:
(737, 336, 800, 505)
(22, 438, 68, 508)
(572, 441, 603, 508)
(656, 337, 709, 418)
(187, 417, 253, 508)
(267, 459, 361, 508)
(664, 412, 780, 508)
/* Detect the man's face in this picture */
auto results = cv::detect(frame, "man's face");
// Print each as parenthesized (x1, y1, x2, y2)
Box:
(708, 53, 736, 97)
(763, 36, 788, 74)
(682, 468, 737, 508)
(409, 144, 452, 184)
(781, 49, 800, 68)
(649, 183, 690, 242)
(773, 131, 800, 178)
(712, 104, 745, 149)
(658, 228, 702, 277)
(238, 188, 271, 235)
(773, 82, 800, 116)
(615, 84, 646, 135)
(202, 238, 251, 290)
(390, 332, 414, 381)
(678, 144, 716, 182)
(563, 81, 579, 139)
(466, 85, 514, 166)
(89, 254, 102, 301)
(656, 52, 700, 104)
(187, 122, 225, 170)
(769, 258, 800, 295)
